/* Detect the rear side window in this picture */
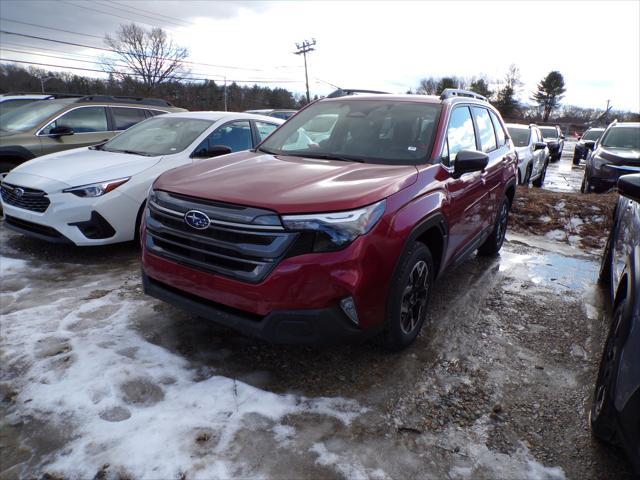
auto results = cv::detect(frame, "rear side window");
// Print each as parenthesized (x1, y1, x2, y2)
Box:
(489, 111, 506, 147)
(148, 109, 168, 117)
(255, 121, 279, 141)
(42, 106, 108, 134)
(472, 107, 497, 153)
(112, 107, 147, 130)
(443, 106, 476, 167)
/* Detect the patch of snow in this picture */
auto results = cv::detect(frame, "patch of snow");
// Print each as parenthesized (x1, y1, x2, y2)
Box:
(2, 288, 365, 479)
(545, 230, 566, 242)
(568, 217, 583, 231)
(539, 215, 552, 223)
(554, 201, 566, 211)
(311, 442, 390, 480)
(0, 256, 29, 275)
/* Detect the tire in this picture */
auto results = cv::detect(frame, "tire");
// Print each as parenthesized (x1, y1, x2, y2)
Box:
(573, 152, 581, 165)
(383, 242, 434, 351)
(598, 221, 614, 285)
(532, 162, 548, 188)
(591, 300, 628, 443)
(478, 197, 510, 256)
(581, 173, 591, 194)
(134, 201, 147, 244)
(524, 164, 533, 185)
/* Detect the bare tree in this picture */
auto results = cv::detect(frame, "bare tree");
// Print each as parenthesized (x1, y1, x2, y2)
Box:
(102, 23, 189, 93)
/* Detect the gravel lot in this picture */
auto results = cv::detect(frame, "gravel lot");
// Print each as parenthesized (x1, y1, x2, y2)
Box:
(0, 141, 635, 479)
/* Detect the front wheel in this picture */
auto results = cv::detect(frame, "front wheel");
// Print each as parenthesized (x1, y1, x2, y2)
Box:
(581, 173, 591, 193)
(591, 300, 627, 443)
(478, 197, 510, 256)
(383, 242, 434, 351)
(573, 152, 581, 165)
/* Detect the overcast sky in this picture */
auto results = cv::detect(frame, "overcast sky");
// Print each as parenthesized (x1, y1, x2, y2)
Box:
(1, 0, 639, 111)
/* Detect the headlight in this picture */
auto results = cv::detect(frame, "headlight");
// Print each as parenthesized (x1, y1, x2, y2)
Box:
(281, 200, 386, 252)
(63, 177, 130, 197)
(591, 155, 607, 170)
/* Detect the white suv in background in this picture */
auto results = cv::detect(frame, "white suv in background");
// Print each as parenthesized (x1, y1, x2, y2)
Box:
(1, 112, 283, 245)
(506, 123, 550, 187)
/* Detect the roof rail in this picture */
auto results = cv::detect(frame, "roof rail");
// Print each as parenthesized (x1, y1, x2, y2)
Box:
(326, 88, 390, 99)
(440, 88, 487, 102)
(76, 95, 174, 107)
(1, 91, 84, 99)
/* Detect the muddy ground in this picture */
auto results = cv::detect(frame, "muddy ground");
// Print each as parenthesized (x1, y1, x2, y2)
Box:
(0, 141, 636, 479)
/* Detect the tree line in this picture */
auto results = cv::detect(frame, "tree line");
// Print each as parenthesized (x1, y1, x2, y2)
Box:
(1, 22, 637, 125)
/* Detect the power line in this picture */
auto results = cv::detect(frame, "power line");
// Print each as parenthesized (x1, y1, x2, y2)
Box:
(0, 17, 104, 40)
(97, 0, 191, 28)
(0, 58, 305, 84)
(0, 29, 299, 72)
(108, 0, 194, 27)
(59, 0, 177, 31)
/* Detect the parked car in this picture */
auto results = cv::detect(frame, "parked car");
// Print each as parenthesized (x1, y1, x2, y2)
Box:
(594, 173, 640, 474)
(140, 88, 517, 350)
(538, 125, 565, 162)
(0, 95, 186, 173)
(0, 93, 60, 116)
(0, 112, 283, 245)
(244, 109, 297, 120)
(506, 123, 549, 187)
(582, 121, 640, 193)
(573, 127, 605, 165)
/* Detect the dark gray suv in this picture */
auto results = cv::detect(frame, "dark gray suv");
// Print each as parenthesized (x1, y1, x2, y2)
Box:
(594, 173, 640, 474)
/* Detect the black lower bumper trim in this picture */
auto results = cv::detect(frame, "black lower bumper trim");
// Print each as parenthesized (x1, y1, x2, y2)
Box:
(142, 273, 369, 345)
(4, 215, 73, 244)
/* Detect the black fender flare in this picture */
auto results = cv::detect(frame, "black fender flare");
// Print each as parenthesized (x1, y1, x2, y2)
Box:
(394, 212, 449, 280)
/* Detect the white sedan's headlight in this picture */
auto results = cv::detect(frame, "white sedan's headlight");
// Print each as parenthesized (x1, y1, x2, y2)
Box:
(63, 178, 130, 198)
(281, 200, 386, 252)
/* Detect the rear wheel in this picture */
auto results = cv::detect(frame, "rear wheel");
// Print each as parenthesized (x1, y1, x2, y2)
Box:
(383, 242, 434, 351)
(532, 161, 548, 187)
(524, 164, 533, 185)
(478, 197, 510, 256)
(573, 152, 581, 165)
(591, 300, 627, 443)
(581, 173, 591, 193)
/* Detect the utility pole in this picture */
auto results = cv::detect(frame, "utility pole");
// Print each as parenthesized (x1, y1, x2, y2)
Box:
(224, 76, 228, 112)
(40, 76, 55, 93)
(294, 39, 316, 103)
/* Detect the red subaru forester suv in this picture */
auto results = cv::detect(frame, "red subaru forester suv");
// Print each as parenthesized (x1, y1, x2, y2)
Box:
(141, 89, 517, 350)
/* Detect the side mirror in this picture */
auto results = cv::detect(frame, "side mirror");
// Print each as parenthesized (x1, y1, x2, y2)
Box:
(560, 134, 565, 139)
(618, 174, 640, 202)
(584, 140, 596, 150)
(192, 144, 233, 158)
(453, 150, 489, 177)
(49, 125, 74, 137)
(534, 142, 547, 151)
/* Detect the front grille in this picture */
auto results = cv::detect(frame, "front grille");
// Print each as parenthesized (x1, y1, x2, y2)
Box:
(145, 190, 298, 283)
(1, 183, 50, 213)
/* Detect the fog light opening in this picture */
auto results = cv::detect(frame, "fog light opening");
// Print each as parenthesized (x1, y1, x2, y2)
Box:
(340, 297, 359, 326)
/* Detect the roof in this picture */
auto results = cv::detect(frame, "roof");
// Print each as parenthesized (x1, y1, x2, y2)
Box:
(158, 111, 285, 123)
(322, 93, 443, 104)
(610, 122, 640, 127)
(505, 123, 531, 129)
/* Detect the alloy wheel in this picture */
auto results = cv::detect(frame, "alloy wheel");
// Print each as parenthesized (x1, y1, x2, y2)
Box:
(593, 311, 622, 419)
(400, 260, 430, 335)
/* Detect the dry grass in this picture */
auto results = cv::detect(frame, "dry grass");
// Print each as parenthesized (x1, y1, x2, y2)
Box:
(510, 188, 618, 250)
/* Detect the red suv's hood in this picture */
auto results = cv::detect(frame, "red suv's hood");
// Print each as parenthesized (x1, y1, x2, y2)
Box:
(154, 151, 418, 214)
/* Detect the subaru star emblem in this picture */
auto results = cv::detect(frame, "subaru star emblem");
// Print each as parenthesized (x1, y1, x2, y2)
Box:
(184, 210, 210, 230)
(14, 187, 24, 198)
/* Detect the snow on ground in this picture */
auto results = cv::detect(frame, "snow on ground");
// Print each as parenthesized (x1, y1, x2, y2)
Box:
(1, 246, 579, 479)
(1, 254, 363, 479)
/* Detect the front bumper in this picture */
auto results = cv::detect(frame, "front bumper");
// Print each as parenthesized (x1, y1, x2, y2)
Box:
(143, 273, 372, 345)
(590, 163, 640, 192)
(1, 187, 140, 246)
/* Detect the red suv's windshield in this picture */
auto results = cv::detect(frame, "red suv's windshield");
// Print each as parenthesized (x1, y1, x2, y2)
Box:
(259, 99, 442, 165)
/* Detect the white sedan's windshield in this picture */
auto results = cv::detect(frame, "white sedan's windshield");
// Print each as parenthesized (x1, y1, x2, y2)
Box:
(102, 117, 214, 156)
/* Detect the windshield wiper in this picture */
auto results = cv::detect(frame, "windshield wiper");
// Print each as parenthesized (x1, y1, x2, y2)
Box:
(302, 153, 365, 163)
(257, 146, 277, 155)
(104, 149, 153, 156)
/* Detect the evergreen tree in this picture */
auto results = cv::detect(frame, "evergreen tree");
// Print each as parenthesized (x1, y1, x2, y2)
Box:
(531, 71, 566, 122)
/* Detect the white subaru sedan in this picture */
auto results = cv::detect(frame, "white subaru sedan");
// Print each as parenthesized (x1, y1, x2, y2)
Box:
(0, 112, 283, 245)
